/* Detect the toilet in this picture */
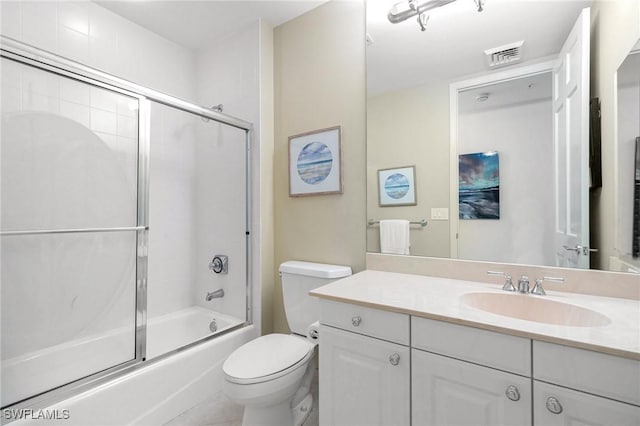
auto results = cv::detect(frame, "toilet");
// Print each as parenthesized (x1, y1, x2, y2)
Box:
(222, 261, 352, 426)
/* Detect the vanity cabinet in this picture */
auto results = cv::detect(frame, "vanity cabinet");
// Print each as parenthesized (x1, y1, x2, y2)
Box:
(412, 317, 532, 426)
(412, 349, 531, 425)
(319, 301, 410, 426)
(317, 300, 640, 426)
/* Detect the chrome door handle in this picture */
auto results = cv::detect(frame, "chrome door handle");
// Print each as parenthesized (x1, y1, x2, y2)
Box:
(351, 316, 362, 327)
(563, 245, 599, 255)
(505, 385, 520, 401)
(546, 397, 563, 414)
(389, 353, 400, 366)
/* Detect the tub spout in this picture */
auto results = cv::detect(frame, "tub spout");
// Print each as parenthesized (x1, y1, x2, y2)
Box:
(206, 289, 224, 301)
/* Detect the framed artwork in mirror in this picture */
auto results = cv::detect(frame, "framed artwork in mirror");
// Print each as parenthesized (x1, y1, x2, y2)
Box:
(288, 126, 342, 197)
(378, 166, 417, 207)
(459, 151, 500, 219)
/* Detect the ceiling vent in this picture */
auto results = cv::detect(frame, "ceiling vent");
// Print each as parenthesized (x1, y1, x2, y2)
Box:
(484, 40, 524, 69)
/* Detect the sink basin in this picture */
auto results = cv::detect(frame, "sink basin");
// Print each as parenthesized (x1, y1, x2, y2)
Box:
(461, 292, 611, 327)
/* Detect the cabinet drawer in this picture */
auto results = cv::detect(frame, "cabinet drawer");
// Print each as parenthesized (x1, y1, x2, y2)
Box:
(534, 380, 640, 425)
(533, 341, 640, 406)
(412, 316, 531, 376)
(319, 300, 409, 345)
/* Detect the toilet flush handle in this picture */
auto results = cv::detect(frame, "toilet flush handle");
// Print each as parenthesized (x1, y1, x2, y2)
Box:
(351, 316, 362, 327)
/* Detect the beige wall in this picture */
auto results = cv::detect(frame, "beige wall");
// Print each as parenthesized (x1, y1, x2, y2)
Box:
(272, 1, 367, 333)
(259, 20, 275, 334)
(366, 83, 450, 257)
(590, 0, 640, 269)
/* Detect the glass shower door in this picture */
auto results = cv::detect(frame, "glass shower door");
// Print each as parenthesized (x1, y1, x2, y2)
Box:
(1, 58, 142, 407)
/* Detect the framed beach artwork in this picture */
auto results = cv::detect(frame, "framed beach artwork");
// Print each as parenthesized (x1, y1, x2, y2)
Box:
(288, 126, 342, 197)
(458, 151, 500, 219)
(378, 166, 417, 207)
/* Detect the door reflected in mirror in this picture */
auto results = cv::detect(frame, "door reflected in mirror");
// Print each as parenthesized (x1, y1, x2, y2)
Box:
(614, 40, 640, 273)
(365, 0, 611, 270)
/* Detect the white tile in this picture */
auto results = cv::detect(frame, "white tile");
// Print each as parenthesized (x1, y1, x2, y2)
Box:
(0, 1, 22, 39)
(91, 109, 116, 134)
(58, 26, 89, 63)
(116, 96, 138, 118)
(117, 115, 137, 139)
(88, 2, 118, 40)
(1, 58, 23, 90)
(88, 35, 117, 73)
(94, 131, 117, 152)
(60, 100, 91, 129)
(21, 1, 57, 53)
(60, 78, 90, 105)
(1, 86, 22, 113)
(22, 66, 59, 98)
(22, 91, 58, 113)
(90, 86, 118, 112)
(58, 2, 89, 35)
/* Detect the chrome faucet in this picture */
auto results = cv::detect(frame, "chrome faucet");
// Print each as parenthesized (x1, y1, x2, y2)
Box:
(517, 275, 530, 294)
(531, 276, 565, 296)
(487, 271, 516, 292)
(206, 289, 224, 301)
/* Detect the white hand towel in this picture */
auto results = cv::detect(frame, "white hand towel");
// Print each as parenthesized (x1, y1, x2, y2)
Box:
(380, 219, 411, 255)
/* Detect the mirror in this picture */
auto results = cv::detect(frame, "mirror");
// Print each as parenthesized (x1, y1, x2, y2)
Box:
(365, 0, 611, 269)
(614, 39, 640, 273)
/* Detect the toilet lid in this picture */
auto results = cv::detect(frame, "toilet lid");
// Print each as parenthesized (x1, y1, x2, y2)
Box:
(223, 334, 314, 383)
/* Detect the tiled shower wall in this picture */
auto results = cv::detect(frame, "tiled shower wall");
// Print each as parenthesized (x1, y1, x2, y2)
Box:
(1, 0, 196, 100)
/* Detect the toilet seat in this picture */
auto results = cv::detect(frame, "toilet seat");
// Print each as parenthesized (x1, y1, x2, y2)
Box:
(223, 334, 315, 385)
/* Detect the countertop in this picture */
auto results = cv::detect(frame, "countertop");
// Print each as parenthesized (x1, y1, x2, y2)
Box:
(310, 270, 640, 360)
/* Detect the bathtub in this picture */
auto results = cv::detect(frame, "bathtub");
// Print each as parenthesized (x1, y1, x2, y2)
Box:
(4, 307, 255, 425)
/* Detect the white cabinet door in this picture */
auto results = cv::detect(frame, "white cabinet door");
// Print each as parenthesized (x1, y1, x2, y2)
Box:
(412, 349, 531, 426)
(534, 381, 640, 426)
(319, 325, 410, 426)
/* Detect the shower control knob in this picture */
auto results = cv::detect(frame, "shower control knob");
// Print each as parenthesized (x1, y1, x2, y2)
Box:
(389, 353, 400, 366)
(209, 255, 228, 274)
(351, 316, 362, 327)
(505, 385, 520, 402)
(546, 397, 563, 414)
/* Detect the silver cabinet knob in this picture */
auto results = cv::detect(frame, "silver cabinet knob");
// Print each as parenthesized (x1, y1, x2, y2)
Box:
(546, 397, 563, 414)
(351, 316, 362, 327)
(389, 353, 400, 366)
(505, 385, 520, 401)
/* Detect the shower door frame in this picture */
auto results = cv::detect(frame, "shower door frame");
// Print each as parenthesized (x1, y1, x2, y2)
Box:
(0, 36, 253, 414)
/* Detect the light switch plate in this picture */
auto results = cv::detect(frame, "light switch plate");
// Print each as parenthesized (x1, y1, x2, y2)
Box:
(431, 208, 449, 220)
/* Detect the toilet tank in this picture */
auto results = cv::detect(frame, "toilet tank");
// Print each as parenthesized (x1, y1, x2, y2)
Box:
(280, 261, 352, 336)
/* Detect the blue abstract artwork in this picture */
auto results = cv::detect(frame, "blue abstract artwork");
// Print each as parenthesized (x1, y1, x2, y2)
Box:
(384, 173, 410, 199)
(296, 142, 333, 185)
(459, 151, 500, 219)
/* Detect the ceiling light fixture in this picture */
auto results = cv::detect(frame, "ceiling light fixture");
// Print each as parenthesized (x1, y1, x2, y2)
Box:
(388, 0, 484, 32)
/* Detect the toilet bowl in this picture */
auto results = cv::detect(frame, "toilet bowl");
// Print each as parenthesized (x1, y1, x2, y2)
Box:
(222, 261, 352, 426)
(223, 334, 316, 426)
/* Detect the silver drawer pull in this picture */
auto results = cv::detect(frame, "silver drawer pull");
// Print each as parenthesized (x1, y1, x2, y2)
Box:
(351, 316, 362, 327)
(546, 397, 563, 414)
(389, 353, 400, 366)
(505, 385, 520, 402)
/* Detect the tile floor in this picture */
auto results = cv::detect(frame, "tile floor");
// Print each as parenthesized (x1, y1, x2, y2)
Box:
(163, 369, 319, 426)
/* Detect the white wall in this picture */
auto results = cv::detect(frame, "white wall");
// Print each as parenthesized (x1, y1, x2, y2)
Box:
(458, 97, 555, 266)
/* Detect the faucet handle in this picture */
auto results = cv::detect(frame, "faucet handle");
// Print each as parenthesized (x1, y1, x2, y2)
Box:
(517, 275, 530, 294)
(487, 271, 516, 292)
(531, 276, 564, 296)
